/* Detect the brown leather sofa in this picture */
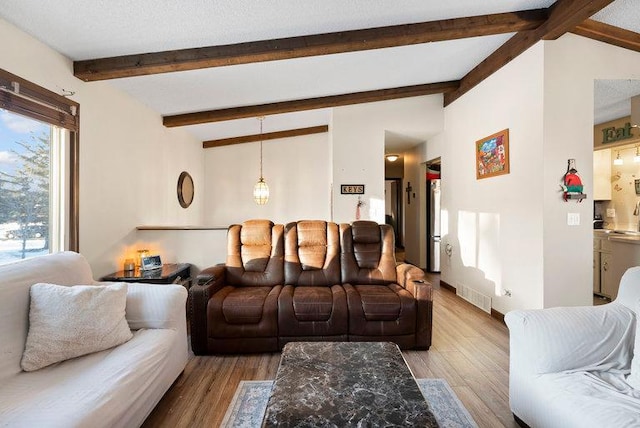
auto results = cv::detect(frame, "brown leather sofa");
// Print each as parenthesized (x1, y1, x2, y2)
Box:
(189, 219, 432, 354)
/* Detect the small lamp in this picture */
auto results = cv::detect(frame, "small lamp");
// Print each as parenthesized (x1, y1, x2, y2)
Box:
(123, 258, 135, 272)
(614, 151, 623, 165)
(136, 249, 149, 268)
(253, 178, 269, 205)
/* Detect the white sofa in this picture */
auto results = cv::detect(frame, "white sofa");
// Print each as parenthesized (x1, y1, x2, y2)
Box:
(505, 267, 640, 428)
(0, 251, 189, 428)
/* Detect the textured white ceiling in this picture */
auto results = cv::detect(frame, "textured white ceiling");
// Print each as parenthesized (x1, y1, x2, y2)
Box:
(0, 0, 635, 148)
(590, 0, 640, 126)
(592, 0, 640, 34)
(112, 35, 513, 115)
(594, 80, 640, 125)
(0, 0, 555, 60)
(185, 110, 333, 142)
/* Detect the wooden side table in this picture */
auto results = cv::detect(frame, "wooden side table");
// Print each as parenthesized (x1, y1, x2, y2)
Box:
(101, 263, 191, 288)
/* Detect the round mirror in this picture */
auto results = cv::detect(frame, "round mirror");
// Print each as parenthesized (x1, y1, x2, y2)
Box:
(177, 171, 194, 208)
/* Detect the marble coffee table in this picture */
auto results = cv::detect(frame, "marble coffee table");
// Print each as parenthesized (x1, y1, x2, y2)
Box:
(262, 341, 438, 427)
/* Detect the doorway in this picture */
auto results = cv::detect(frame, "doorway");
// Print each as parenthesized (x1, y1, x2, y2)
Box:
(426, 159, 441, 272)
(385, 179, 403, 248)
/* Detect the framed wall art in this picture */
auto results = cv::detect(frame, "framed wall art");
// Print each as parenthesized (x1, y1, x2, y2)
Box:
(476, 129, 510, 180)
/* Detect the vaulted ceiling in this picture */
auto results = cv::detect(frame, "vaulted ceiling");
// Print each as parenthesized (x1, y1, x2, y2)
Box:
(1, 0, 639, 151)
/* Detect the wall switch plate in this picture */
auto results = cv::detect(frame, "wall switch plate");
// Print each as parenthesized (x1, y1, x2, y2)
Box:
(567, 213, 580, 226)
(607, 208, 616, 218)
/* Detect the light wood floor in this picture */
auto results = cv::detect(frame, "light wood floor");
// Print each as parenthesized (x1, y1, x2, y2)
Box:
(142, 273, 516, 428)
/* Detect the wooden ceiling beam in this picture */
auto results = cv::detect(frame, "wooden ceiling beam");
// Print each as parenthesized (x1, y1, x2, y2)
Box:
(444, 0, 614, 106)
(74, 10, 547, 81)
(571, 19, 640, 53)
(164, 81, 459, 127)
(443, 30, 539, 107)
(203, 125, 329, 148)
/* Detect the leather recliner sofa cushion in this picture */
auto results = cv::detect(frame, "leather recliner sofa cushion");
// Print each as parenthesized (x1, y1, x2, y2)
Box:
(341, 221, 417, 340)
(291, 286, 334, 321)
(354, 285, 401, 321)
(278, 284, 347, 337)
(284, 220, 340, 285)
(227, 220, 284, 287)
(209, 285, 281, 337)
(340, 221, 397, 284)
(221, 287, 274, 324)
(345, 283, 417, 335)
(206, 220, 283, 349)
(279, 221, 347, 338)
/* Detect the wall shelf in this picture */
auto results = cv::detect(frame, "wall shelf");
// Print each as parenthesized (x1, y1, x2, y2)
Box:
(563, 193, 587, 202)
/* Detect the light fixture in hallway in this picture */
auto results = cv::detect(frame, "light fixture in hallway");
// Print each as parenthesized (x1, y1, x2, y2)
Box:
(253, 116, 269, 205)
(386, 154, 399, 162)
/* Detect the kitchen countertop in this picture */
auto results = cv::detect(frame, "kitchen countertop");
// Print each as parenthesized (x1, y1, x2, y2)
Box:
(595, 229, 640, 244)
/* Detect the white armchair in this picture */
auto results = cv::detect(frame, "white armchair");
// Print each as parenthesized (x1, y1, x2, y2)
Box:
(505, 267, 640, 428)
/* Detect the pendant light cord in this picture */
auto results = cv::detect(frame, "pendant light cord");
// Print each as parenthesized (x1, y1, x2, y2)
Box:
(253, 115, 269, 204)
(259, 117, 263, 179)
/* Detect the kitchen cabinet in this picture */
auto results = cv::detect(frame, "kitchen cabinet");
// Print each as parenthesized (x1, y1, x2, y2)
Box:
(609, 236, 640, 300)
(593, 234, 614, 298)
(600, 252, 616, 297)
(593, 250, 600, 294)
(593, 149, 611, 200)
(594, 232, 640, 300)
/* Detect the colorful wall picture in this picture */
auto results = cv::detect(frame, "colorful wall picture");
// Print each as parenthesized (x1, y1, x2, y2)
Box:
(476, 129, 510, 180)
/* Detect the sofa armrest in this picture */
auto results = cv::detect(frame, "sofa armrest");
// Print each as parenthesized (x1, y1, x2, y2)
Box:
(189, 265, 227, 355)
(123, 283, 188, 330)
(197, 263, 226, 285)
(411, 279, 433, 350)
(396, 263, 425, 289)
(394, 263, 432, 349)
(505, 302, 635, 375)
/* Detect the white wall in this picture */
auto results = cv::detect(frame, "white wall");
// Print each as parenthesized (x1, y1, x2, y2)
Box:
(417, 34, 640, 313)
(204, 132, 331, 225)
(331, 96, 444, 224)
(425, 42, 546, 313)
(403, 146, 424, 267)
(0, 18, 204, 277)
(541, 34, 640, 307)
(135, 229, 227, 272)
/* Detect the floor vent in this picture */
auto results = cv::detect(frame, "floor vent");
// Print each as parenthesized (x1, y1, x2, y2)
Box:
(457, 284, 492, 314)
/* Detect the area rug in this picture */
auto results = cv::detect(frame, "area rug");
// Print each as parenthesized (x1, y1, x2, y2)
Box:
(220, 378, 477, 428)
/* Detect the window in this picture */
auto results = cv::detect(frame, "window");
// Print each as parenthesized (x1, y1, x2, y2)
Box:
(0, 69, 79, 264)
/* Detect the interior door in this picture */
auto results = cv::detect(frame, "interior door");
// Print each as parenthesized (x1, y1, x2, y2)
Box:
(385, 179, 403, 247)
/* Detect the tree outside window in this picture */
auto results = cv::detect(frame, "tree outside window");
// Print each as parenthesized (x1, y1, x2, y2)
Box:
(0, 111, 50, 263)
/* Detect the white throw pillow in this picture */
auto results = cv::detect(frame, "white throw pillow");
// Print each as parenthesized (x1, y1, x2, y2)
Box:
(21, 283, 133, 372)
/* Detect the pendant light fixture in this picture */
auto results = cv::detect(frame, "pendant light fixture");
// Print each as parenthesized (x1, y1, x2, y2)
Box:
(614, 150, 623, 165)
(253, 117, 269, 205)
